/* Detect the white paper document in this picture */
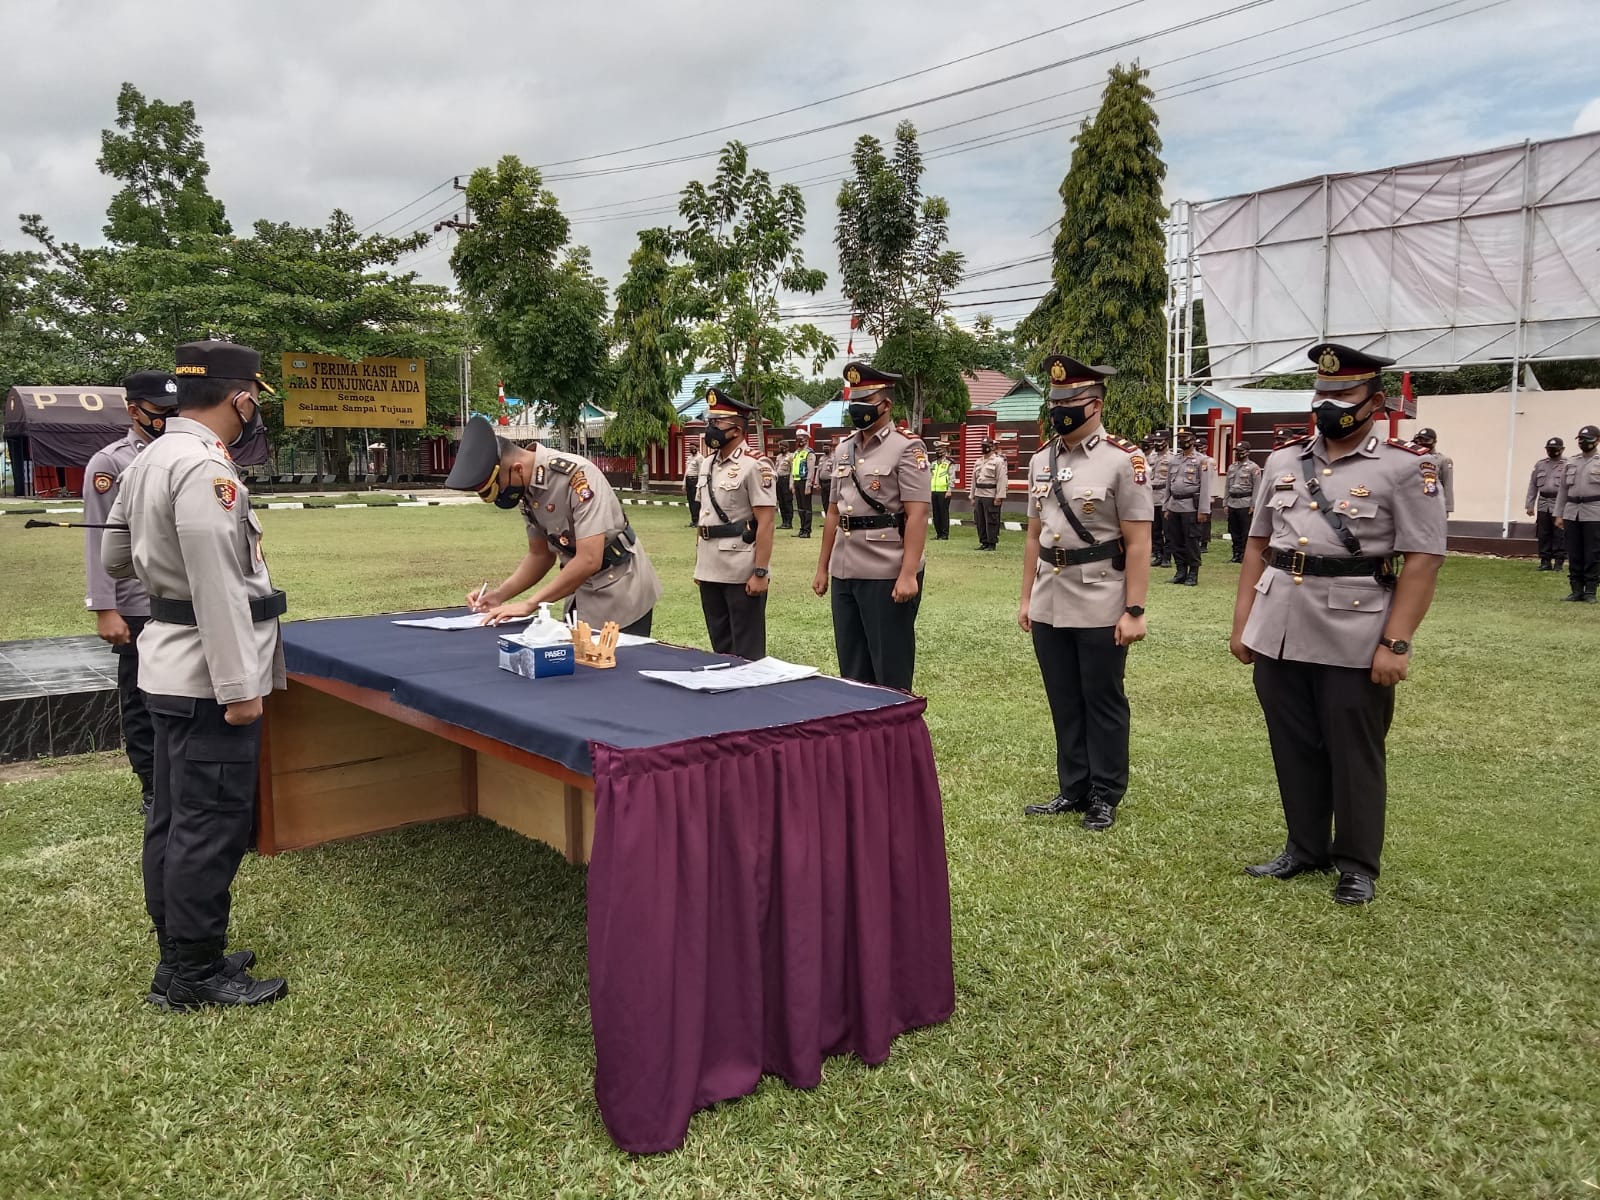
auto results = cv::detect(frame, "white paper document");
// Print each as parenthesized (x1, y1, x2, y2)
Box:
(392, 612, 531, 631)
(638, 656, 819, 693)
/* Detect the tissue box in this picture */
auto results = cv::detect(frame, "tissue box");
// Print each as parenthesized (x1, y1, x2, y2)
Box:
(497, 638, 576, 679)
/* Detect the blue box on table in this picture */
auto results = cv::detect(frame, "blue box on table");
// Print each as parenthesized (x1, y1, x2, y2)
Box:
(497, 638, 576, 679)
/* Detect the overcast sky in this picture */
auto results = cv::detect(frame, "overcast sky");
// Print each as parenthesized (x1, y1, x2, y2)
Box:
(3, 0, 1598, 360)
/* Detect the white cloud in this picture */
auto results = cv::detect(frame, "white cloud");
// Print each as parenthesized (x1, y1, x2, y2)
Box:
(1576, 98, 1600, 133)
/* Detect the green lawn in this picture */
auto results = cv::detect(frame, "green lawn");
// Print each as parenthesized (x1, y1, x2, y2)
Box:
(1, 505, 1597, 1198)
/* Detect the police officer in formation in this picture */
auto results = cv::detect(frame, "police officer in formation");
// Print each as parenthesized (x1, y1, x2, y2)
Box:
(790, 429, 817, 538)
(1147, 433, 1172, 566)
(1223, 442, 1262, 564)
(683, 437, 704, 527)
(693, 388, 777, 658)
(968, 439, 1007, 550)
(447, 415, 663, 634)
(774, 443, 795, 529)
(1526, 437, 1566, 571)
(814, 440, 835, 513)
(813, 362, 931, 691)
(1164, 429, 1211, 585)
(1555, 423, 1600, 603)
(1412, 428, 1454, 516)
(1230, 344, 1447, 906)
(1018, 355, 1152, 832)
(103, 339, 290, 1009)
(84, 370, 179, 815)
(929, 442, 955, 540)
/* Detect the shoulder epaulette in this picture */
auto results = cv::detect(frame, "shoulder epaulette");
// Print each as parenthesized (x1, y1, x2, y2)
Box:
(1278, 433, 1313, 448)
(1386, 437, 1430, 456)
(548, 456, 577, 475)
(1105, 434, 1140, 455)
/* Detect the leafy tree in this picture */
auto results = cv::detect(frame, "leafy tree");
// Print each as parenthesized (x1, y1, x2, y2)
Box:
(791, 375, 842, 409)
(1028, 63, 1169, 437)
(677, 142, 835, 430)
(835, 122, 967, 430)
(608, 228, 692, 486)
(97, 82, 230, 248)
(968, 315, 1023, 377)
(450, 155, 610, 445)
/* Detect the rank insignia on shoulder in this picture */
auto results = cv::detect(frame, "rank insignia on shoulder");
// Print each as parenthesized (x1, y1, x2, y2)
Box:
(213, 478, 238, 511)
(1107, 434, 1137, 453)
(1387, 438, 1430, 455)
(549, 457, 577, 476)
(92, 472, 115, 494)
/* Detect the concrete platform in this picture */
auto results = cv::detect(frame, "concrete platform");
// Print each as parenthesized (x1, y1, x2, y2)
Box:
(0, 636, 122, 763)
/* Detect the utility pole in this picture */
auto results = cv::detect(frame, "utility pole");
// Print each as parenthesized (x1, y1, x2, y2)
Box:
(437, 177, 478, 433)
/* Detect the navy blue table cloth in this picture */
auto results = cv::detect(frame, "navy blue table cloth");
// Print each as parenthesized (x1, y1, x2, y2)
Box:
(281, 612, 955, 1153)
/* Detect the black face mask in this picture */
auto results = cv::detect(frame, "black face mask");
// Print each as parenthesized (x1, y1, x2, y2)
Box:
(1313, 397, 1372, 440)
(493, 485, 525, 510)
(1548, 448, 1564, 458)
(848, 401, 883, 430)
(1049, 403, 1093, 436)
(227, 395, 271, 466)
(132, 404, 171, 439)
(1580, 440, 1598, 453)
(703, 423, 735, 450)
(1177, 439, 1194, 453)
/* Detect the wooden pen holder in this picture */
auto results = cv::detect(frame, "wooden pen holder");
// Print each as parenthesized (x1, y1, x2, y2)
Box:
(572, 620, 621, 669)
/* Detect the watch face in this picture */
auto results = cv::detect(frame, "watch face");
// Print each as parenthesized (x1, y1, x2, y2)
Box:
(1388, 639, 1410, 654)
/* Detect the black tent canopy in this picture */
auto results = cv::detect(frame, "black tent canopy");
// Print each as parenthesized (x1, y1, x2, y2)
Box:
(5, 386, 131, 468)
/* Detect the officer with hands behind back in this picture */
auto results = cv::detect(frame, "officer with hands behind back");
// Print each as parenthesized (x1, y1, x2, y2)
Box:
(694, 387, 777, 659)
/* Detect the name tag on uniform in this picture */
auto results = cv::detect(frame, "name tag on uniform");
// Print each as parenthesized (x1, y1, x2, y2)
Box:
(1274, 474, 1296, 491)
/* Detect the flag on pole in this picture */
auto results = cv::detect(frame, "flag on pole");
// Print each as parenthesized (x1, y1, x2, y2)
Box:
(846, 313, 858, 358)
(1400, 371, 1417, 419)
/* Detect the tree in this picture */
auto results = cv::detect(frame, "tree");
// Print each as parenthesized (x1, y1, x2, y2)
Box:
(450, 155, 610, 445)
(608, 228, 692, 487)
(1027, 63, 1169, 437)
(968, 315, 1023, 377)
(873, 311, 979, 426)
(97, 83, 230, 248)
(835, 122, 967, 430)
(677, 142, 835, 429)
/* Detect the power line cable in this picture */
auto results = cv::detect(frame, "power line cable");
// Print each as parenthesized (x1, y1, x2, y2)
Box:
(357, 178, 454, 235)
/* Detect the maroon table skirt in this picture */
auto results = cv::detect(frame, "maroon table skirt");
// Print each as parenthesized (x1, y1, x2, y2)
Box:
(586, 697, 955, 1153)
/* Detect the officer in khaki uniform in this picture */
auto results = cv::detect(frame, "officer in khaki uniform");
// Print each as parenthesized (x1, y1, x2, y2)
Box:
(1554, 423, 1600, 602)
(1148, 433, 1173, 566)
(1525, 437, 1566, 571)
(968, 440, 1007, 550)
(1164, 430, 1211, 584)
(1018, 355, 1153, 831)
(1412, 428, 1454, 516)
(103, 340, 289, 1010)
(447, 416, 663, 633)
(814, 442, 834, 513)
(929, 443, 956, 539)
(1223, 442, 1262, 563)
(84, 370, 180, 815)
(1231, 343, 1447, 906)
(694, 388, 777, 658)
(683, 440, 704, 527)
(774, 444, 795, 529)
(790, 429, 817, 538)
(813, 362, 932, 690)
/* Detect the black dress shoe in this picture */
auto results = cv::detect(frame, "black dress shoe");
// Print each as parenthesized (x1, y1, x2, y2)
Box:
(148, 949, 256, 1006)
(1333, 871, 1377, 905)
(1023, 794, 1085, 816)
(1563, 592, 1585, 602)
(1244, 851, 1330, 879)
(165, 967, 289, 1011)
(1081, 798, 1116, 831)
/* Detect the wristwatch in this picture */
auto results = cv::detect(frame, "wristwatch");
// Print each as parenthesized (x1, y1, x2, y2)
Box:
(1124, 605, 1146, 618)
(752, 567, 770, 578)
(1379, 636, 1411, 655)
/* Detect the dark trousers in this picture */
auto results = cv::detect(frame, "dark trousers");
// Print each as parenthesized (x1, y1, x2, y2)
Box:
(685, 479, 700, 526)
(776, 478, 794, 527)
(1166, 509, 1200, 569)
(1568, 518, 1600, 591)
(1151, 503, 1168, 561)
(1252, 656, 1395, 878)
(144, 694, 261, 947)
(1226, 506, 1252, 561)
(795, 485, 813, 536)
(114, 615, 154, 792)
(831, 573, 923, 692)
(1536, 509, 1562, 563)
(1031, 623, 1130, 804)
(819, 482, 831, 513)
(699, 581, 766, 660)
(931, 492, 951, 539)
(974, 497, 1002, 547)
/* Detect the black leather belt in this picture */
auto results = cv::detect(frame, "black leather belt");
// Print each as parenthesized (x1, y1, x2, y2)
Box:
(1046, 539, 1125, 568)
(1572, 496, 1600, 503)
(150, 589, 287, 626)
(1269, 550, 1393, 578)
(698, 521, 746, 539)
(839, 512, 902, 533)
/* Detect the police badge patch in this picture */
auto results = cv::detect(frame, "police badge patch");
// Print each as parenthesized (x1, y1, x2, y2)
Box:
(571, 469, 594, 504)
(213, 478, 238, 510)
(1420, 463, 1439, 496)
(92, 472, 115, 494)
(1130, 453, 1148, 486)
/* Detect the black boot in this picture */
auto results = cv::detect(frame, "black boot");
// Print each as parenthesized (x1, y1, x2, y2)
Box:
(1184, 567, 1199, 587)
(1585, 588, 1598, 604)
(164, 939, 287, 1011)
(1168, 566, 1188, 584)
(147, 930, 255, 1007)
(1563, 589, 1586, 601)
(138, 773, 154, 817)
(1537, 560, 1550, 571)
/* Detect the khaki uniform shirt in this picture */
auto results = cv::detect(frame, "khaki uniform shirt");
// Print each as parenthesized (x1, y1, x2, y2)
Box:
(694, 444, 776, 584)
(828, 425, 933, 580)
(1027, 433, 1154, 629)
(1242, 434, 1447, 669)
(683, 452, 703, 483)
(83, 429, 151, 616)
(1555, 450, 1600, 520)
(812, 452, 833, 494)
(775, 452, 793, 482)
(1426, 451, 1455, 514)
(1224, 460, 1263, 510)
(970, 452, 1006, 499)
(1150, 451, 1175, 505)
(1164, 450, 1212, 513)
(102, 416, 285, 704)
(518, 444, 662, 628)
(1526, 456, 1565, 513)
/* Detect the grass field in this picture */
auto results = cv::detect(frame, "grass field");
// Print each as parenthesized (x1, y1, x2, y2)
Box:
(1, 502, 1597, 1198)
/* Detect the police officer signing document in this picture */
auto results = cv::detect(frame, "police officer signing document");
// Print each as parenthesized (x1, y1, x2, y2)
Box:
(1018, 356, 1153, 832)
(84, 370, 179, 816)
(447, 415, 663, 633)
(1230, 344, 1446, 907)
(813, 362, 931, 692)
(103, 340, 289, 1010)
(694, 388, 777, 659)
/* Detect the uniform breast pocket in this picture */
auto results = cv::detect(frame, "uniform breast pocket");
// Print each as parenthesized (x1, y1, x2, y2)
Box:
(1327, 581, 1389, 615)
(1075, 486, 1107, 510)
(835, 464, 852, 479)
(1268, 491, 1298, 512)
(718, 539, 752, 554)
(1077, 560, 1122, 585)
